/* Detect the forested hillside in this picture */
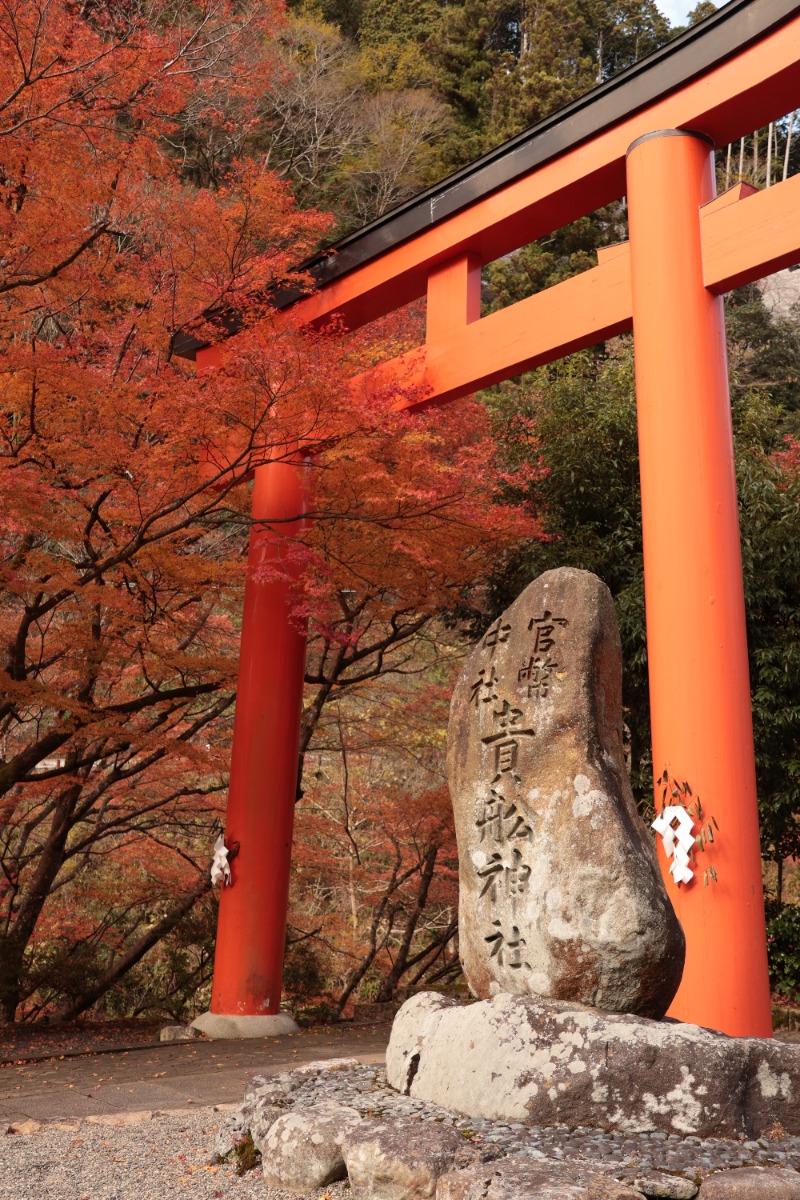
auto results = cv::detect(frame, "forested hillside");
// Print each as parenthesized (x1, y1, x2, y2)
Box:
(1, 0, 798, 1025)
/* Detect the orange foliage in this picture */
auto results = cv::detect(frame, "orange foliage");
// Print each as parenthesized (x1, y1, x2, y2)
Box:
(0, 1, 541, 1021)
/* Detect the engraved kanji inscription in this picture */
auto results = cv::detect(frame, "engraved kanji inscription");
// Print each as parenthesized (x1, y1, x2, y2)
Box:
(475, 790, 533, 843)
(527, 610, 568, 655)
(484, 920, 530, 969)
(481, 700, 534, 783)
(469, 664, 499, 708)
(518, 654, 558, 698)
(482, 620, 512, 657)
(476, 847, 532, 901)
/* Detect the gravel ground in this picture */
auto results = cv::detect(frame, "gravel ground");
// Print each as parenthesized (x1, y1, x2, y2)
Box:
(3, 1063, 799, 1200)
(0, 1108, 340, 1200)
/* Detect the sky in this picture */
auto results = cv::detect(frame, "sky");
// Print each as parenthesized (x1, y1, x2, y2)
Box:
(658, 0, 700, 27)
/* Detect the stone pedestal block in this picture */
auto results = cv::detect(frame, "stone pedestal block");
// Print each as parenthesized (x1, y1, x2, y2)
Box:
(386, 992, 800, 1139)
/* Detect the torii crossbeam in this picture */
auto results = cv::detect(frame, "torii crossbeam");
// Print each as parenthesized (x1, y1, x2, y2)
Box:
(184, 0, 800, 1039)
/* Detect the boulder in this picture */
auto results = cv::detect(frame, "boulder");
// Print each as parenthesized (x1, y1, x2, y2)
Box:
(293, 1056, 363, 1074)
(260, 1101, 362, 1192)
(436, 1156, 645, 1199)
(344, 1117, 466, 1200)
(386, 991, 800, 1138)
(243, 1070, 300, 1107)
(743, 1041, 800, 1136)
(447, 567, 684, 1018)
(210, 1097, 283, 1161)
(210, 1105, 248, 1161)
(698, 1168, 800, 1199)
(214, 1071, 295, 1158)
(632, 1175, 698, 1199)
(159, 1024, 202, 1042)
(248, 1103, 284, 1155)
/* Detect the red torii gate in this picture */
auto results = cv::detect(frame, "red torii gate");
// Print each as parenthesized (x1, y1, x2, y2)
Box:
(185, 0, 800, 1040)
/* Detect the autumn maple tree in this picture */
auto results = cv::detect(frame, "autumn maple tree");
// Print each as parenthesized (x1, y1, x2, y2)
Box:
(0, 0, 539, 1022)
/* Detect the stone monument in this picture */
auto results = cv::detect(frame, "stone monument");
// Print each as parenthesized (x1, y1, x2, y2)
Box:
(447, 567, 684, 1019)
(382, 568, 800, 1142)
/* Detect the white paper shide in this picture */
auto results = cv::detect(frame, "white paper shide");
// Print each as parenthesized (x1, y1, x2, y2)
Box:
(651, 806, 695, 885)
(211, 834, 232, 887)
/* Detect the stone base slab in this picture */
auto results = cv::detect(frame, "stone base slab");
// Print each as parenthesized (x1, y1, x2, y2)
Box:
(386, 992, 800, 1139)
(190, 1011, 299, 1039)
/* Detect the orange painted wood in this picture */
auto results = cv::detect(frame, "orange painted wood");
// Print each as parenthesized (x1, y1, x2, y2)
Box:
(358, 250, 632, 409)
(351, 174, 800, 411)
(426, 252, 481, 344)
(210, 455, 309, 1016)
(200, 14, 800, 1033)
(627, 131, 772, 1038)
(198, 338, 309, 1018)
(294, 15, 800, 333)
(702, 170, 800, 293)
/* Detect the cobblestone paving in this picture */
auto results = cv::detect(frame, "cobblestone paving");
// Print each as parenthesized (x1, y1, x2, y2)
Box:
(227, 1063, 800, 1188)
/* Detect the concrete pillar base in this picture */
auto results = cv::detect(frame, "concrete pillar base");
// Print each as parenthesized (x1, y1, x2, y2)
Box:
(190, 1011, 300, 1039)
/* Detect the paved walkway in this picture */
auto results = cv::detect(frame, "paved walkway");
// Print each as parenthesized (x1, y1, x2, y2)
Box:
(0, 1022, 392, 1127)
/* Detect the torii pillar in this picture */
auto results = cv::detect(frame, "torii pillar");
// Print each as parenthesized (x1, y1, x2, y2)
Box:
(627, 130, 771, 1036)
(192, 449, 309, 1038)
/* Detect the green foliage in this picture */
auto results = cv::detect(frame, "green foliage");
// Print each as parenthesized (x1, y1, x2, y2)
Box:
(359, 0, 441, 47)
(736, 414, 800, 878)
(686, 2, 718, 25)
(283, 934, 326, 1002)
(424, 0, 671, 159)
(233, 1134, 262, 1176)
(484, 208, 628, 313)
(727, 285, 800, 421)
(19, 896, 217, 1023)
(766, 902, 800, 1001)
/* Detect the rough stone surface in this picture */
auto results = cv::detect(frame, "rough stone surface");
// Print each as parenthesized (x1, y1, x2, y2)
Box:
(294, 1057, 363, 1074)
(208, 1058, 800, 1198)
(634, 1174, 698, 1199)
(698, 1167, 800, 1199)
(436, 1156, 645, 1199)
(211, 1070, 299, 1160)
(159, 1024, 202, 1042)
(448, 567, 684, 1018)
(344, 1117, 466, 1200)
(244, 1070, 302, 1106)
(386, 992, 800, 1138)
(209, 1107, 249, 1160)
(189, 1010, 299, 1038)
(260, 1101, 362, 1192)
(6, 1119, 41, 1135)
(744, 1042, 800, 1137)
(248, 1103, 285, 1155)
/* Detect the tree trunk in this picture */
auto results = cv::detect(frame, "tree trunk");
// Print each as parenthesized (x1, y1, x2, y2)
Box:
(56, 873, 213, 1022)
(0, 785, 82, 1022)
(784, 113, 795, 183)
(0, 940, 25, 1023)
(335, 892, 395, 1017)
(376, 845, 438, 1002)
